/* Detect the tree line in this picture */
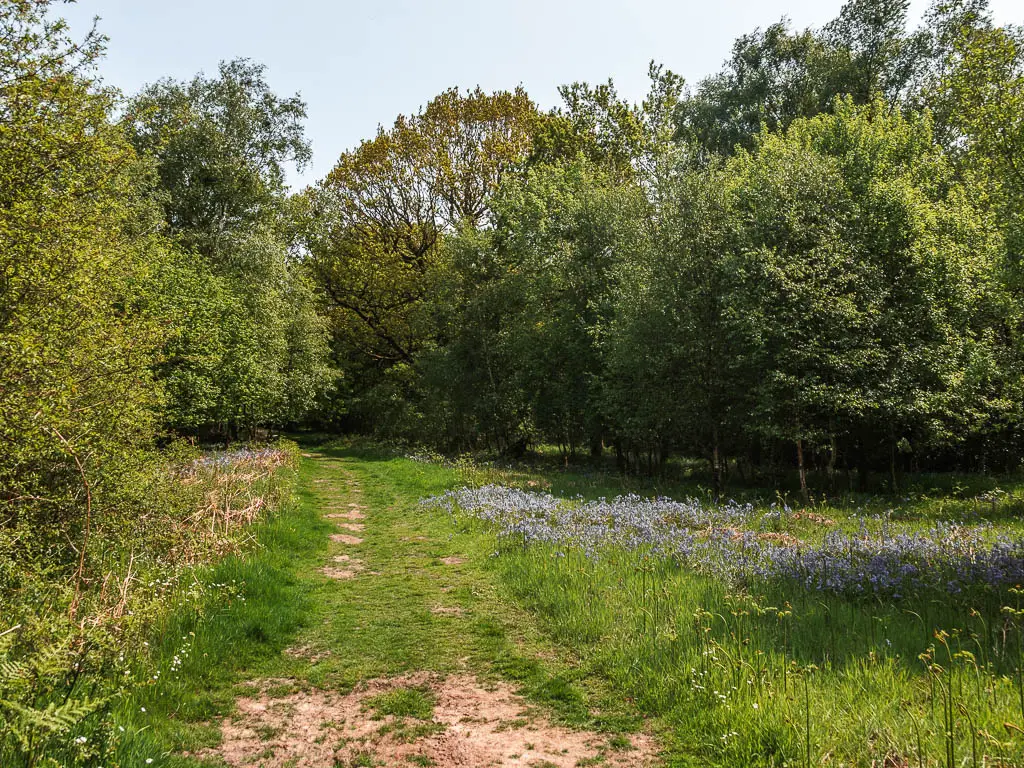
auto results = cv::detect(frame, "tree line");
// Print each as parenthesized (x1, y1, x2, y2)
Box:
(302, 0, 1024, 494)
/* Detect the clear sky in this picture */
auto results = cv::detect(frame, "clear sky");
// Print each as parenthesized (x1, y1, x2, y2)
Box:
(60, 0, 1022, 190)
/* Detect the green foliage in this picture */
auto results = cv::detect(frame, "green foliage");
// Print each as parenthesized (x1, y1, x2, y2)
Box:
(727, 100, 1002, 459)
(301, 1, 1024, 487)
(938, 20, 1024, 264)
(674, 19, 838, 156)
(0, 634, 110, 768)
(0, 441, 299, 767)
(128, 58, 310, 260)
(155, 239, 331, 432)
(675, 0, 986, 157)
(0, 0, 166, 535)
(603, 160, 747, 477)
(531, 62, 684, 176)
(423, 158, 647, 453)
(301, 87, 538, 428)
(0, 7, 325, 767)
(401, 83, 1012, 484)
(130, 60, 332, 434)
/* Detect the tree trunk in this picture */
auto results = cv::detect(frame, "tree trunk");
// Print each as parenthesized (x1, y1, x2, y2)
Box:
(827, 434, 837, 495)
(711, 426, 722, 498)
(796, 438, 809, 505)
(889, 439, 898, 493)
(736, 455, 748, 484)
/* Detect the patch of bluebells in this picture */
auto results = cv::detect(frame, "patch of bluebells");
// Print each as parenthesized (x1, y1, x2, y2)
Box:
(756, 524, 1024, 599)
(425, 485, 757, 558)
(423, 486, 1024, 601)
(191, 447, 286, 469)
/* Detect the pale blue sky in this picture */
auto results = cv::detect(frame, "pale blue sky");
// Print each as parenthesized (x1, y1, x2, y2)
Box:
(61, 0, 1021, 189)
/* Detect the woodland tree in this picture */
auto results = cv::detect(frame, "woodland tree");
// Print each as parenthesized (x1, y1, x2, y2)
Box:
(0, 1, 165, 533)
(130, 61, 331, 434)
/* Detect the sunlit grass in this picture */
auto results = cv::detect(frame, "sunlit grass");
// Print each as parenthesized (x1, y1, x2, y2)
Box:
(430, 450, 1024, 766)
(109, 440, 1024, 766)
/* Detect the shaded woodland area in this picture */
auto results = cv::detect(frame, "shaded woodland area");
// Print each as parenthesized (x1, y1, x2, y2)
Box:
(300, 1, 1024, 497)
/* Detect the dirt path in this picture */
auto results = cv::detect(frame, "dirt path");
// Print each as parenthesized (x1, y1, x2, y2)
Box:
(200, 450, 659, 768)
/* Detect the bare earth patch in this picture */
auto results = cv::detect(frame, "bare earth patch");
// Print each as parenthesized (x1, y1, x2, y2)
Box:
(757, 532, 802, 547)
(440, 556, 467, 566)
(201, 674, 657, 767)
(321, 566, 358, 579)
(792, 510, 836, 526)
(283, 645, 331, 663)
(336, 522, 365, 532)
(324, 511, 366, 521)
(330, 534, 364, 545)
(321, 556, 366, 580)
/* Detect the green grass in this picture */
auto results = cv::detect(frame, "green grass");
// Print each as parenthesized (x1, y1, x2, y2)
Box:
(365, 687, 435, 720)
(120, 441, 647, 767)
(437, 454, 1024, 766)
(111, 456, 332, 764)
(118, 439, 1024, 767)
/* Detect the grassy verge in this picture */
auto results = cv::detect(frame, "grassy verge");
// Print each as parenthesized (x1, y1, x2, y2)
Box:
(129, 441, 649, 766)
(437, 455, 1024, 767)
(111, 438, 1024, 766)
(118, 457, 329, 766)
(0, 443, 301, 768)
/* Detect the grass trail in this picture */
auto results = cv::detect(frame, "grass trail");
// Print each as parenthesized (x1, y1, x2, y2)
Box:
(282, 446, 611, 703)
(135, 443, 1024, 767)
(151, 442, 656, 767)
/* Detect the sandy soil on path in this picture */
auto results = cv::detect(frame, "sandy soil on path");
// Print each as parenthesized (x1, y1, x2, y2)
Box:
(202, 674, 657, 768)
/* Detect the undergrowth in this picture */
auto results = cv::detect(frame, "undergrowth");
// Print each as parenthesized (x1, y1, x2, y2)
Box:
(0, 440, 299, 768)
